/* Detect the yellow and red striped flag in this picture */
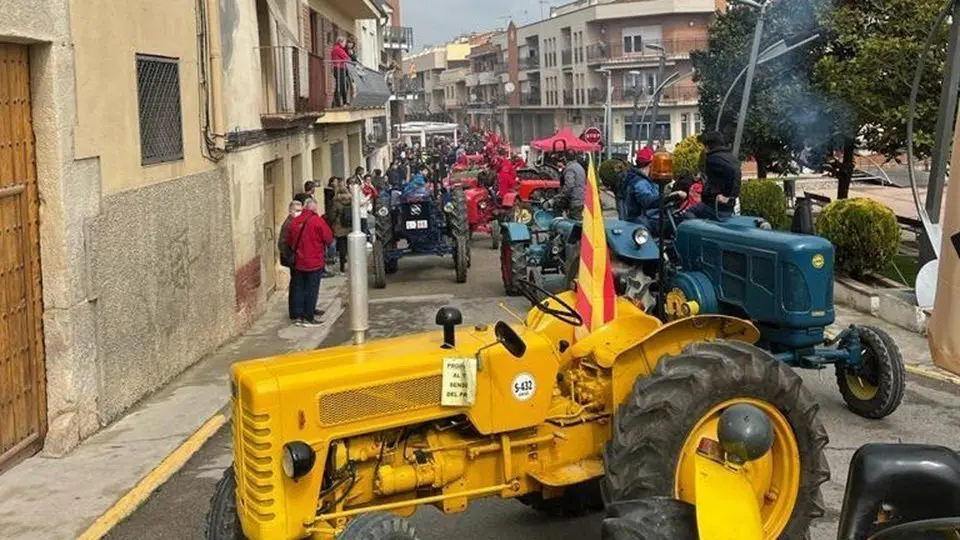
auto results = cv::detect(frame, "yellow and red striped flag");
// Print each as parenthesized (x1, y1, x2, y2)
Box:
(576, 154, 617, 334)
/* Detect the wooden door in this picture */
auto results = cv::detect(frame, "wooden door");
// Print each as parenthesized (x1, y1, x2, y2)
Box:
(0, 43, 46, 473)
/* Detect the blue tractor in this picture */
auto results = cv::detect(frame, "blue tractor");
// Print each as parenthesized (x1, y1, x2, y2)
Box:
(659, 212, 905, 418)
(371, 183, 470, 288)
(500, 209, 660, 301)
(504, 192, 905, 419)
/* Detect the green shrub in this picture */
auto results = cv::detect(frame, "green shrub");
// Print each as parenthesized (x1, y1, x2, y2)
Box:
(598, 159, 629, 192)
(740, 180, 789, 230)
(673, 135, 705, 178)
(816, 198, 901, 278)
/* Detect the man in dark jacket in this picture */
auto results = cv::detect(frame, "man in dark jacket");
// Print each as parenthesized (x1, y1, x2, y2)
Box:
(552, 151, 586, 220)
(287, 198, 334, 326)
(685, 131, 741, 220)
(279, 200, 303, 319)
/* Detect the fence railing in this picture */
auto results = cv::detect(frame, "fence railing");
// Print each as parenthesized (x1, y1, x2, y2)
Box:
(383, 26, 414, 50)
(586, 38, 708, 64)
(521, 55, 540, 70)
(521, 92, 541, 106)
(258, 46, 325, 117)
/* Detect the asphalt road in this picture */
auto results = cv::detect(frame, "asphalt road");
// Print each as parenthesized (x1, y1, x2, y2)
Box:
(107, 234, 960, 540)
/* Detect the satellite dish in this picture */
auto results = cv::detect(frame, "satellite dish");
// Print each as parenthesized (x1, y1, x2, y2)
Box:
(916, 259, 939, 309)
(504, 82, 516, 94)
(470, 93, 478, 102)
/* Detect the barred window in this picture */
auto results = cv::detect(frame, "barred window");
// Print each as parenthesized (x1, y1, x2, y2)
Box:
(136, 54, 184, 165)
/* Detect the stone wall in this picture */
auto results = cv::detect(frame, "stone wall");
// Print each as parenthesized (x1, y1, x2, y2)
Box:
(86, 168, 236, 423)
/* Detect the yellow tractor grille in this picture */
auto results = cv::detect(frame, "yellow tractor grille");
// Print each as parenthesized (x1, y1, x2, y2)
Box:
(318, 375, 443, 425)
(234, 400, 277, 522)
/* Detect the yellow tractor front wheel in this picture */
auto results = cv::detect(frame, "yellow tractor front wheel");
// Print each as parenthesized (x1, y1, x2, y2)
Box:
(602, 341, 830, 540)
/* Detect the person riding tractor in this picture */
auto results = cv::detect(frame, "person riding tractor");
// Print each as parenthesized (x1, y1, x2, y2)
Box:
(617, 146, 662, 233)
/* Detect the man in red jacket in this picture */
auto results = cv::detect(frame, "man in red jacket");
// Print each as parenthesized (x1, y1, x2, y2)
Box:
(287, 198, 334, 326)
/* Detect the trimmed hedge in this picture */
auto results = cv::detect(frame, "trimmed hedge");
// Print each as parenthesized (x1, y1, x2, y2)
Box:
(599, 158, 629, 192)
(816, 198, 901, 278)
(673, 135, 705, 178)
(740, 180, 789, 230)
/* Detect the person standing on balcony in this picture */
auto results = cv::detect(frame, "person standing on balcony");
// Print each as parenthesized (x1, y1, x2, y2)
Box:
(331, 37, 351, 107)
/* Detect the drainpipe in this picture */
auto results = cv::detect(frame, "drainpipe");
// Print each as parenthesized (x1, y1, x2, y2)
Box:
(205, 0, 226, 142)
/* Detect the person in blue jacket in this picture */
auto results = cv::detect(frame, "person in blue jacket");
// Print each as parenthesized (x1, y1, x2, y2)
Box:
(617, 147, 661, 232)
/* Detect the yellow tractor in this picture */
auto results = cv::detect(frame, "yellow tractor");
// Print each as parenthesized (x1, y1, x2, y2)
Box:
(206, 280, 829, 540)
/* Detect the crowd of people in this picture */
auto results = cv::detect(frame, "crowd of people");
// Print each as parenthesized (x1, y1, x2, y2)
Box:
(273, 126, 741, 327)
(278, 167, 382, 326)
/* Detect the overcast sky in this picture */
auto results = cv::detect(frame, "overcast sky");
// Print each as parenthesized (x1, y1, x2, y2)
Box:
(402, 0, 565, 50)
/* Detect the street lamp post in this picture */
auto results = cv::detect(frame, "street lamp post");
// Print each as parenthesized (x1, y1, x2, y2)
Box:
(732, 0, 769, 158)
(646, 43, 667, 147)
(629, 70, 642, 155)
(599, 68, 613, 160)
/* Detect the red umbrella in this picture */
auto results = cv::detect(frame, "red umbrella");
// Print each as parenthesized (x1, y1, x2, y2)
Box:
(531, 128, 601, 153)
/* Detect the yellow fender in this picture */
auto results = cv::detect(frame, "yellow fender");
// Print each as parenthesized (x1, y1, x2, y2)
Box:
(694, 454, 765, 540)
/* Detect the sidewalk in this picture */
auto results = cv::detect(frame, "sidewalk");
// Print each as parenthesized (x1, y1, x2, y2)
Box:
(0, 276, 346, 540)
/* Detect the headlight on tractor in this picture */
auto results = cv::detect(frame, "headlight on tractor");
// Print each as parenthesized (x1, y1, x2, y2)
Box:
(377, 207, 389, 217)
(282, 441, 316, 480)
(444, 202, 455, 213)
(633, 228, 650, 246)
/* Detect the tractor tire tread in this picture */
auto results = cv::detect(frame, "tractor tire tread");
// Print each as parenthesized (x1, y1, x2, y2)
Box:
(205, 465, 242, 540)
(372, 240, 387, 289)
(834, 325, 905, 419)
(601, 497, 698, 540)
(454, 235, 468, 283)
(339, 512, 420, 540)
(602, 341, 829, 539)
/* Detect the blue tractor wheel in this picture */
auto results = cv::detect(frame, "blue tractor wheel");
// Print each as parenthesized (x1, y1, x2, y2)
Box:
(835, 326, 905, 419)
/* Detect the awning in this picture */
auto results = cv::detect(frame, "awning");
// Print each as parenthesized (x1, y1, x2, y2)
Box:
(530, 128, 601, 153)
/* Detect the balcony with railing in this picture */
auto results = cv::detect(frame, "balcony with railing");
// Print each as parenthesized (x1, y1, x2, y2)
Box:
(612, 83, 700, 104)
(586, 38, 708, 65)
(321, 58, 392, 122)
(258, 46, 325, 129)
(393, 77, 424, 97)
(365, 116, 388, 152)
(561, 49, 573, 66)
(494, 62, 508, 75)
(521, 91, 542, 106)
(520, 55, 541, 70)
(383, 26, 414, 51)
(562, 89, 573, 106)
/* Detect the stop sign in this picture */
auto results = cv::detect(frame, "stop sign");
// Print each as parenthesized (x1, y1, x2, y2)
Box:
(582, 127, 602, 145)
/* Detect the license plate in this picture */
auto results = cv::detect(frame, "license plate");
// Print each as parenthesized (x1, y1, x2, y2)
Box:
(405, 220, 428, 230)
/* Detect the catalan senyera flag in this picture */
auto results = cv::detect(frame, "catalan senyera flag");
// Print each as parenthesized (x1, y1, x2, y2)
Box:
(576, 154, 617, 334)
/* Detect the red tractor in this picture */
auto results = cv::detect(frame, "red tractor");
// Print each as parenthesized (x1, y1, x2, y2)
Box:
(445, 168, 560, 249)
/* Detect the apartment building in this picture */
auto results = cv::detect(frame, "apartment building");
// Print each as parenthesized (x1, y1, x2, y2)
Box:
(417, 0, 721, 151)
(0, 0, 391, 470)
(400, 40, 473, 123)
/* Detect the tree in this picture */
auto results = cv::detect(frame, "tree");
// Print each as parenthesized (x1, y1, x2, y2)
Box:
(691, 2, 828, 178)
(814, 0, 949, 198)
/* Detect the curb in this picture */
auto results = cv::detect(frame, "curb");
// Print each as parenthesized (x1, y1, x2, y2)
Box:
(77, 413, 227, 540)
(74, 280, 348, 539)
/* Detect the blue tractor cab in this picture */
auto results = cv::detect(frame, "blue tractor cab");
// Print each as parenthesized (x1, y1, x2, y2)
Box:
(658, 210, 904, 420)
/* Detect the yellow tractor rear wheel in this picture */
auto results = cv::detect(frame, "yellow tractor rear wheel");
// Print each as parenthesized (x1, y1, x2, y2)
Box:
(602, 341, 830, 540)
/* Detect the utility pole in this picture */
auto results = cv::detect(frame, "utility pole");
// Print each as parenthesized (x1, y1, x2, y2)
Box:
(605, 70, 613, 160)
(920, 0, 960, 264)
